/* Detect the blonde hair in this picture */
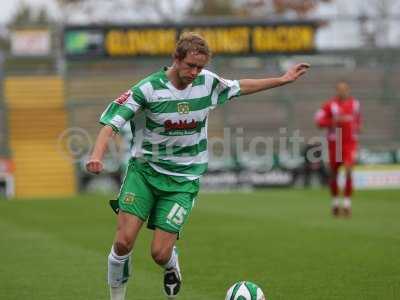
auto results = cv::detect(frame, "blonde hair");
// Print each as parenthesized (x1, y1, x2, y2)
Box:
(174, 32, 211, 60)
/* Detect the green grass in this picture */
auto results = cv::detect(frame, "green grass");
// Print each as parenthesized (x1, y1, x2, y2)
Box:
(0, 189, 400, 300)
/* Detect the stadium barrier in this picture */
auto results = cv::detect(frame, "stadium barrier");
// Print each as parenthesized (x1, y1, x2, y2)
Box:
(4, 76, 77, 198)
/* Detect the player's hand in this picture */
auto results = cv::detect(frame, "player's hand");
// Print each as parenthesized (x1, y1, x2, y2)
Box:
(334, 115, 353, 123)
(281, 63, 310, 83)
(340, 115, 354, 122)
(86, 159, 104, 174)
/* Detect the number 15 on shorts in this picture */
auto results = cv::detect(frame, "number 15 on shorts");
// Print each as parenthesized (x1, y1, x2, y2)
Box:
(167, 203, 187, 226)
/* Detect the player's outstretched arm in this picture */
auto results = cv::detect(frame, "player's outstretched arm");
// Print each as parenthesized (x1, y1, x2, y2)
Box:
(86, 125, 115, 174)
(239, 63, 310, 95)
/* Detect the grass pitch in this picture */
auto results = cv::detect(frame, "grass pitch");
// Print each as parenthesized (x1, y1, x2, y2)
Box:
(0, 189, 399, 300)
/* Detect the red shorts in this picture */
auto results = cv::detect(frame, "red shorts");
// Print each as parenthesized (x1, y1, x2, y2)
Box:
(328, 140, 357, 170)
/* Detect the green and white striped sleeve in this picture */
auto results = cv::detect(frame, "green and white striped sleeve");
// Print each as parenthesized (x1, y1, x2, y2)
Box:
(99, 87, 145, 133)
(209, 71, 241, 107)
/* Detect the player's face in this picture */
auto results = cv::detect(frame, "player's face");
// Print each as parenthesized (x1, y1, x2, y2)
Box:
(175, 52, 208, 85)
(336, 82, 350, 99)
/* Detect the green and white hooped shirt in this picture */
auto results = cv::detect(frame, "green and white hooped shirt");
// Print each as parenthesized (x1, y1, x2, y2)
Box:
(100, 68, 241, 180)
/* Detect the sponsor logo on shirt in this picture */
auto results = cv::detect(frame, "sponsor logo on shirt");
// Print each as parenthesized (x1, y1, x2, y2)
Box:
(164, 119, 198, 132)
(157, 96, 171, 100)
(114, 90, 131, 105)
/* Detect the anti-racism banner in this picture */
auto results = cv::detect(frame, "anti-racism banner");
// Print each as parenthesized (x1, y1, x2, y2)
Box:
(11, 29, 51, 56)
(64, 21, 317, 58)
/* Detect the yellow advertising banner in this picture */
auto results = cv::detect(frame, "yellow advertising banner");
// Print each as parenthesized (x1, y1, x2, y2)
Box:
(65, 22, 317, 58)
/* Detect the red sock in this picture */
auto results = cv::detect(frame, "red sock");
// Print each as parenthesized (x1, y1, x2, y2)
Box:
(330, 172, 339, 197)
(344, 174, 353, 197)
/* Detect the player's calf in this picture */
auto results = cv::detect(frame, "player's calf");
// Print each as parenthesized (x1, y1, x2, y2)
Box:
(343, 197, 352, 217)
(152, 245, 174, 265)
(331, 197, 340, 217)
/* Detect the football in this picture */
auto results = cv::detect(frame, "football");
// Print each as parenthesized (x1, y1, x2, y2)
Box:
(225, 281, 266, 300)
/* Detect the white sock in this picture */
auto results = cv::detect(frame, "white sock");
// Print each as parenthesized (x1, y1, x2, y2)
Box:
(163, 246, 182, 280)
(110, 284, 127, 300)
(108, 246, 132, 300)
(163, 246, 178, 270)
(343, 197, 351, 208)
(332, 197, 340, 207)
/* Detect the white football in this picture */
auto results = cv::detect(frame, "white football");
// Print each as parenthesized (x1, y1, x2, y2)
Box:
(225, 281, 266, 300)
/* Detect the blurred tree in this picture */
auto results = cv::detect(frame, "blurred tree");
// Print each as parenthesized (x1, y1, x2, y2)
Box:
(56, 0, 82, 4)
(273, 0, 317, 17)
(9, 3, 51, 27)
(359, 0, 399, 47)
(190, 0, 236, 16)
(242, 0, 333, 18)
(135, 0, 182, 21)
(55, 0, 191, 23)
(36, 8, 52, 25)
(9, 4, 33, 27)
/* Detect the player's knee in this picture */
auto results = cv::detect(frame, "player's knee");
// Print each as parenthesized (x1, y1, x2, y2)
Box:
(114, 239, 132, 256)
(344, 166, 352, 176)
(151, 246, 171, 265)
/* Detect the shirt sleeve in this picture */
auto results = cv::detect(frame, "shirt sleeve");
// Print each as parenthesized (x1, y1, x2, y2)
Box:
(315, 102, 333, 128)
(354, 99, 361, 132)
(210, 73, 241, 106)
(99, 87, 145, 133)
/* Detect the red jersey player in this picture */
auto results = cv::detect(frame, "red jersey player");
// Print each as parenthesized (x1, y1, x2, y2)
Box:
(315, 81, 361, 217)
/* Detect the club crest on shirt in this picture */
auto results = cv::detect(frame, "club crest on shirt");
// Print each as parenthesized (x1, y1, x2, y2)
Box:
(123, 192, 135, 204)
(177, 102, 190, 114)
